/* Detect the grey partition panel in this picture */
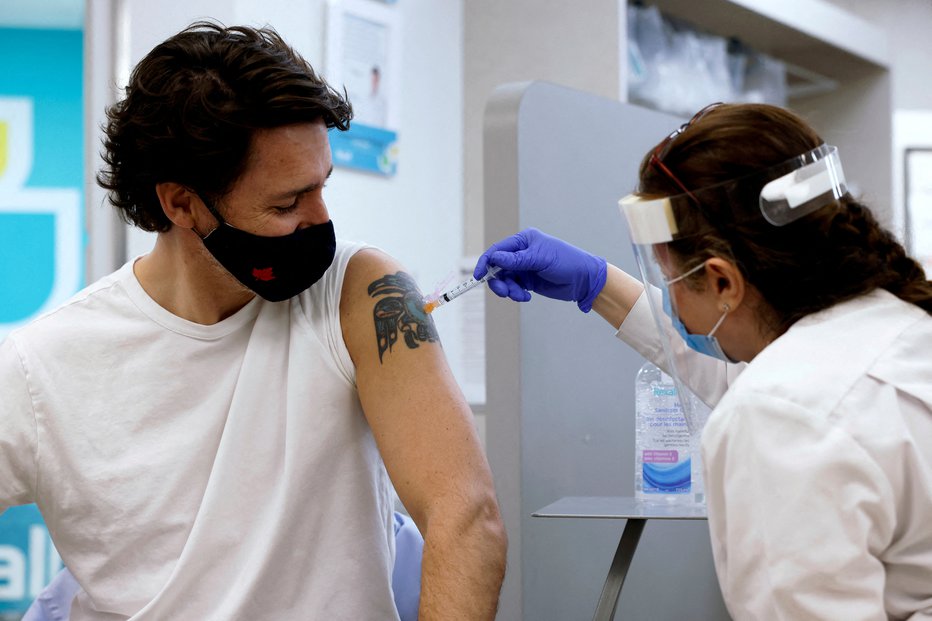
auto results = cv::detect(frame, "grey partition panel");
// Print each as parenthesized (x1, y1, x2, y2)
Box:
(484, 82, 730, 621)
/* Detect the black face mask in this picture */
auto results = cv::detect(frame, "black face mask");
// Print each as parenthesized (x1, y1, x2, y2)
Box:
(197, 202, 336, 302)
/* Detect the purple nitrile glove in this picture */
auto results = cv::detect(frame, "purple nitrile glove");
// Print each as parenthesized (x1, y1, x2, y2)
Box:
(474, 228, 608, 312)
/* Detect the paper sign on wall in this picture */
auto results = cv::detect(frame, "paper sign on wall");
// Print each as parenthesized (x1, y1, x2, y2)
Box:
(325, 0, 402, 176)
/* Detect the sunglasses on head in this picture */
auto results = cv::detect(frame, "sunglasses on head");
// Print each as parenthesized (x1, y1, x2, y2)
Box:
(648, 102, 723, 201)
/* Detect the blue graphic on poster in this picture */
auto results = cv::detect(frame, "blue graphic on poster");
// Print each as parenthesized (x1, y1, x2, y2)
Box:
(0, 26, 84, 616)
(330, 123, 399, 176)
(0, 27, 84, 338)
(0, 506, 63, 617)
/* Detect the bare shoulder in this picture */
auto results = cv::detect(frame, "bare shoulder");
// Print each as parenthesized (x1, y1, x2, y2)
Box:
(340, 248, 441, 368)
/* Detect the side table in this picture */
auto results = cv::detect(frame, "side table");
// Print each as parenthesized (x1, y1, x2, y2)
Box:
(532, 496, 707, 621)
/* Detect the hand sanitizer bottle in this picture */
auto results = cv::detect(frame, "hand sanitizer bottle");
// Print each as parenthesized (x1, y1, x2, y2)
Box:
(635, 361, 692, 504)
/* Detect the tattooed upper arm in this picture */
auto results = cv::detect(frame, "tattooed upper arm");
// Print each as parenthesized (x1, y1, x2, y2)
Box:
(367, 271, 440, 363)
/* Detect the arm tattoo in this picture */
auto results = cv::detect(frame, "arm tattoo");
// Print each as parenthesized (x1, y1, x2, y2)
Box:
(368, 271, 440, 363)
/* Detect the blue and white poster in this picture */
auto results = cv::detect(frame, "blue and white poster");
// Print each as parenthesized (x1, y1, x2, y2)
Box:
(0, 27, 84, 340)
(325, 0, 401, 176)
(0, 22, 84, 617)
(0, 506, 62, 618)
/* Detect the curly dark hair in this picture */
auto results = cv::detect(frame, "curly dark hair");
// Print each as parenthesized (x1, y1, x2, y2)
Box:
(97, 21, 353, 232)
(637, 103, 932, 333)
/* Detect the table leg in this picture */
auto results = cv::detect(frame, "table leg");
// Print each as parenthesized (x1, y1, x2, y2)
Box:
(591, 518, 646, 621)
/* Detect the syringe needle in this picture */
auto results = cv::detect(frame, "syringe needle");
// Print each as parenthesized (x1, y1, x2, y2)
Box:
(423, 266, 501, 314)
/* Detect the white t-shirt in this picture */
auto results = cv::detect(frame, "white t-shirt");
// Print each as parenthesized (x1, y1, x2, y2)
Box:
(617, 289, 932, 620)
(0, 240, 400, 621)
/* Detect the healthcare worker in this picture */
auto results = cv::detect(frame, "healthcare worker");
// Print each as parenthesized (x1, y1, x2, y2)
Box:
(475, 103, 932, 620)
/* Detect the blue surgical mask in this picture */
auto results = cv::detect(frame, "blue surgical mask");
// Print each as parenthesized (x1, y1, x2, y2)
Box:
(662, 263, 735, 363)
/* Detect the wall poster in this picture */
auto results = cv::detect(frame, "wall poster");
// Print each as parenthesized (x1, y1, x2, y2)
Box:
(0, 20, 84, 618)
(325, 0, 402, 176)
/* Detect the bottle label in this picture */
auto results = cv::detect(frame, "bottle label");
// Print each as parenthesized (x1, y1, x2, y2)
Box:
(642, 456, 691, 494)
(638, 372, 691, 496)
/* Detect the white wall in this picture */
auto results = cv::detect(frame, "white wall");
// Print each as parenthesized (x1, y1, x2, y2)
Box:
(462, 0, 623, 257)
(821, 0, 932, 241)
(824, 0, 932, 111)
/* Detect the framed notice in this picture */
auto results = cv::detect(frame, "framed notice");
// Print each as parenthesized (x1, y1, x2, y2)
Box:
(325, 0, 402, 176)
(904, 148, 932, 275)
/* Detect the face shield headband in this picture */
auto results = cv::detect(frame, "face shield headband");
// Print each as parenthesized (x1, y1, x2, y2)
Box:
(615, 144, 847, 436)
(622, 144, 847, 245)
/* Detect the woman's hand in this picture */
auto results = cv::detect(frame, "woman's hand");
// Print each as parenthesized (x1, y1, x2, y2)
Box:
(474, 228, 608, 312)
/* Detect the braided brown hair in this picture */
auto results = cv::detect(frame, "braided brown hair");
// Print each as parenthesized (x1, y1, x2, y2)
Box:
(638, 103, 932, 334)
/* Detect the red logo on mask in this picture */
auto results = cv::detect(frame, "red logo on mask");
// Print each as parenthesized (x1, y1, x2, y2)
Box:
(252, 267, 276, 282)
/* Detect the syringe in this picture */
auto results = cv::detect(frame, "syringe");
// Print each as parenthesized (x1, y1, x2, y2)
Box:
(423, 266, 502, 314)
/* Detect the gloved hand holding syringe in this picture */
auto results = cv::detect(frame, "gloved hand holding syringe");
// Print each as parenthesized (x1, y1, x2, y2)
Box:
(422, 266, 502, 314)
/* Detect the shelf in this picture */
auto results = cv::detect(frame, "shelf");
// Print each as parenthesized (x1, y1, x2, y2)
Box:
(647, 0, 890, 83)
(533, 496, 708, 520)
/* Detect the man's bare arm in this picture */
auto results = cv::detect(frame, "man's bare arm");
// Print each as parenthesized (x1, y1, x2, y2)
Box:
(341, 249, 507, 620)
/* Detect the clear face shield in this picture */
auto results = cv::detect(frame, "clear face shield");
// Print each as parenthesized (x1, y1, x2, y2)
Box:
(618, 144, 847, 434)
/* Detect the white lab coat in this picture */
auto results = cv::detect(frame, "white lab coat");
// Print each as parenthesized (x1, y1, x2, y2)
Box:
(617, 288, 932, 620)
